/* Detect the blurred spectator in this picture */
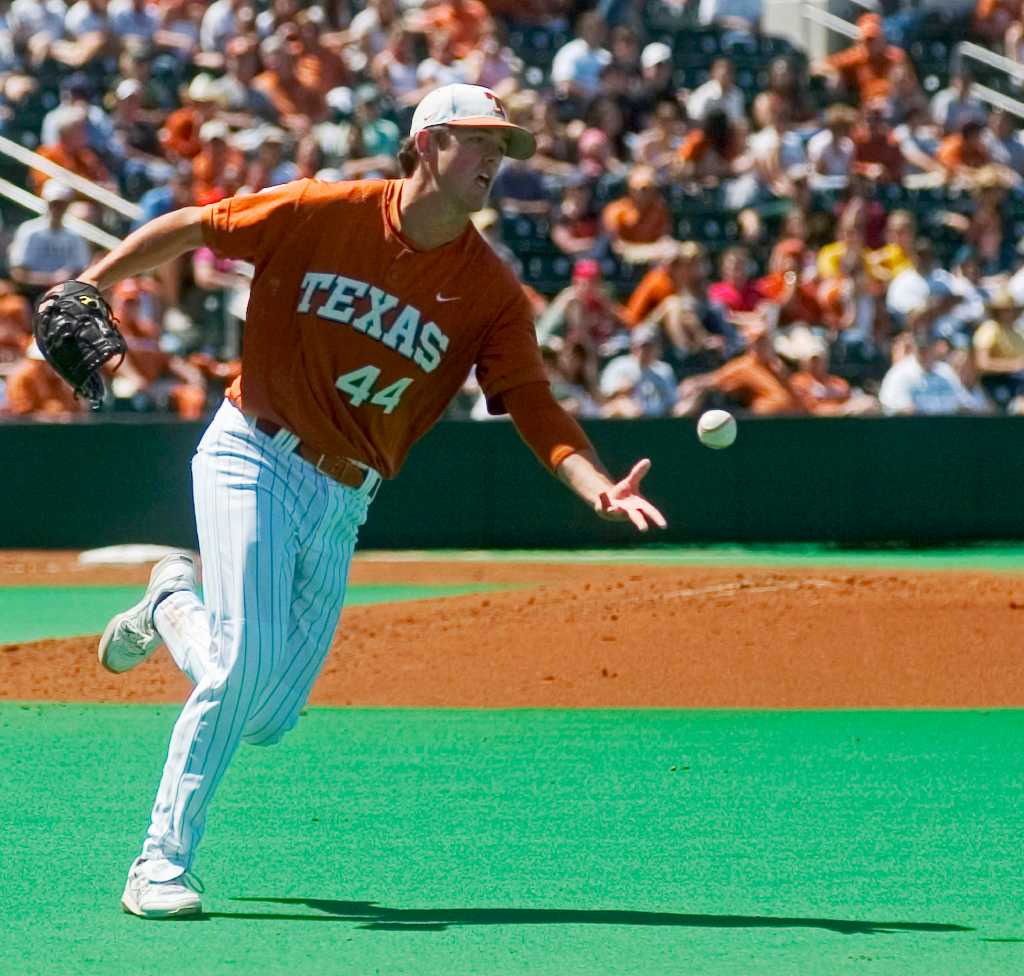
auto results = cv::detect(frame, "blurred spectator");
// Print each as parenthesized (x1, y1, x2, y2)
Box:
(159, 73, 226, 161)
(550, 11, 610, 100)
(779, 325, 878, 415)
(110, 78, 172, 196)
(625, 240, 695, 326)
(642, 242, 740, 374)
(984, 108, 1024, 177)
(526, 96, 576, 177)
(698, 0, 762, 32)
(633, 97, 686, 178)
(153, 0, 204, 64)
(886, 238, 959, 327)
(812, 13, 918, 104)
(0, 281, 32, 376)
(242, 127, 299, 192)
(930, 67, 987, 135)
(974, 0, 1018, 46)
(8, 182, 91, 302)
(817, 203, 874, 283)
(458, 21, 519, 91)
(199, 0, 248, 59)
(753, 57, 813, 130)
(869, 210, 917, 282)
(545, 339, 603, 418)
(294, 6, 350, 95)
(755, 240, 823, 328)
(191, 121, 246, 204)
(937, 119, 991, 182)
(214, 36, 275, 122)
(414, 0, 491, 61)
(601, 165, 672, 259)
(709, 246, 762, 314)
(637, 42, 675, 110)
(40, 73, 116, 161)
(370, 24, 421, 106)
(599, 322, 678, 418)
(852, 100, 905, 184)
(551, 178, 600, 257)
(254, 34, 327, 130)
(892, 103, 945, 178)
(413, 30, 466, 96)
(948, 346, 996, 413)
(348, 0, 403, 64)
(5, 339, 86, 419)
(107, 278, 208, 417)
(32, 105, 113, 196)
(878, 327, 985, 414)
(687, 59, 746, 128)
(53, 0, 116, 71)
(109, 0, 160, 42)
(749, 102, 808, 199)
(942, 167, 1016, 274)
(972, 289, 1024, 408)
(807, 104, 856, 189)
(489, 153, 549, 215)
(677, 318, 806, 416)
(537, 258, 626, 351)
(675, 108, 754, 200)
(576, 126, 624, 181)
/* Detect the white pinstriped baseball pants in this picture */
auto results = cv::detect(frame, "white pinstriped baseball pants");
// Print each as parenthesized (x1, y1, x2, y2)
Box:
(137, 400, 375, 881)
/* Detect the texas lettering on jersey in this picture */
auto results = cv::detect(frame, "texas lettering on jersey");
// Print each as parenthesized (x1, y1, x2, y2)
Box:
(296, 272, 450, 374)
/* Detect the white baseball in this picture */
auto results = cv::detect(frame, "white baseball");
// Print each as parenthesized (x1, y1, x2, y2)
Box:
(697, 409, 737, 449)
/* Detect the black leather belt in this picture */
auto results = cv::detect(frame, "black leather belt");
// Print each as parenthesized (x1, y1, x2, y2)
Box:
(255, 417, 375, 491)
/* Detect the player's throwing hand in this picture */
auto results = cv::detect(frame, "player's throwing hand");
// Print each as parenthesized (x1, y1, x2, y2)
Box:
(596, 459, 667, 532)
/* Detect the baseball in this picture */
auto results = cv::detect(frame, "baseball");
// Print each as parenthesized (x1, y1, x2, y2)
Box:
(697, 410, 737, 449)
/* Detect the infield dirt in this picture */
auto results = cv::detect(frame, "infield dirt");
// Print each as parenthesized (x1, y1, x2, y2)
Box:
(2, 552, 1023, 709)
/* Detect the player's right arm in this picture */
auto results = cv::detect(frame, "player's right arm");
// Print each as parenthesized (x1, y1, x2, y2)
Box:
(77, 207, 206, 293)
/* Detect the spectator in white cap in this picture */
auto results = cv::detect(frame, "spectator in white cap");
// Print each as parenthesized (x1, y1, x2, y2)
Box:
(599, 322, 678, 418)
(8, 183, 91, 301)
(638, 41, 676, 107)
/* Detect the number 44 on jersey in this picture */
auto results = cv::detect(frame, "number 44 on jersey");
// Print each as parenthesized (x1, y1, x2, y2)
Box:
(336, 365, 412, 414)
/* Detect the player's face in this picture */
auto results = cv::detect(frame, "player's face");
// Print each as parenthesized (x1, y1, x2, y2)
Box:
(435, 126, 510, 212)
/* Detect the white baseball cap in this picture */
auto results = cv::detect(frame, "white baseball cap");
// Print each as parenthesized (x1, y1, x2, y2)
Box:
(641, 42, 672, 69)
(410, 84, 536, 160)
(42, 180, 75, 203)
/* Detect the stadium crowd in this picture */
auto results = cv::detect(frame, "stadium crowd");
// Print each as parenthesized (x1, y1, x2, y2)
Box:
(1, 0, 1024, 421)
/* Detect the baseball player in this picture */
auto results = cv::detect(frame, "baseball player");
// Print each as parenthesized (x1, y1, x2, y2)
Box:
(80, 84, 666, 918)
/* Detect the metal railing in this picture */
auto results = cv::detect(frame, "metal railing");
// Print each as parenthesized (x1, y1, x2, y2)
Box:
(0, 133, 142, 223)
(0, 177, 121, 250)
(800, 4, 1024, 119)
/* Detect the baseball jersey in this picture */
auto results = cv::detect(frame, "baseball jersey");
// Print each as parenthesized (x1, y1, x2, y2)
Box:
(201, 178, 548, 478)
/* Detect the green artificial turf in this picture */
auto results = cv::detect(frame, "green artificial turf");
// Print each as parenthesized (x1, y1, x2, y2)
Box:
(0, 584, 504, 644)
(1, 705, 1021, 975)
(367, 544, 1024, 572)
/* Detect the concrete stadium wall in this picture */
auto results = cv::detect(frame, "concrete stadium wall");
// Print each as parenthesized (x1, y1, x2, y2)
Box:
(5, 415, 1023, 549)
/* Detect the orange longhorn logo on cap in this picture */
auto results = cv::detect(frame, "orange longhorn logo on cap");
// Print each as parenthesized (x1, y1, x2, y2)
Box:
(484, 91, 506, 119)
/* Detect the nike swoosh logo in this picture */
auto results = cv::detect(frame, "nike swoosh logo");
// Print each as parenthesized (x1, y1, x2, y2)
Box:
(436, 293, 461, 303)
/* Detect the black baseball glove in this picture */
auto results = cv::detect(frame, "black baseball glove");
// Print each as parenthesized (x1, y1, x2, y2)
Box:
(32, 280, 126, 410)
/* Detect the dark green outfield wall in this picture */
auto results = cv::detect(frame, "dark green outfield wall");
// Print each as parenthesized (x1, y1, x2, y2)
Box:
(5, 415, 1024, 548)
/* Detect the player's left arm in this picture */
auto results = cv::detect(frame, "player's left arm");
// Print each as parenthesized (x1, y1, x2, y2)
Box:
(503, 382, 667, 532)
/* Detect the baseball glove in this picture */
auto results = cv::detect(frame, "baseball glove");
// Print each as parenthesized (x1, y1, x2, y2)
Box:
(32, 280, 126, 410)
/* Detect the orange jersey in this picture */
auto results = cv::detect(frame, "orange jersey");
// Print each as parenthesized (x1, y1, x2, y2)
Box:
(201, 178, 547, 479)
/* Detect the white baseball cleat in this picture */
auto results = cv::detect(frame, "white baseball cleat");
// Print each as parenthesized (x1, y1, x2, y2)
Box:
(98, 552, 197, 674)
(121, 858, 203, 919)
